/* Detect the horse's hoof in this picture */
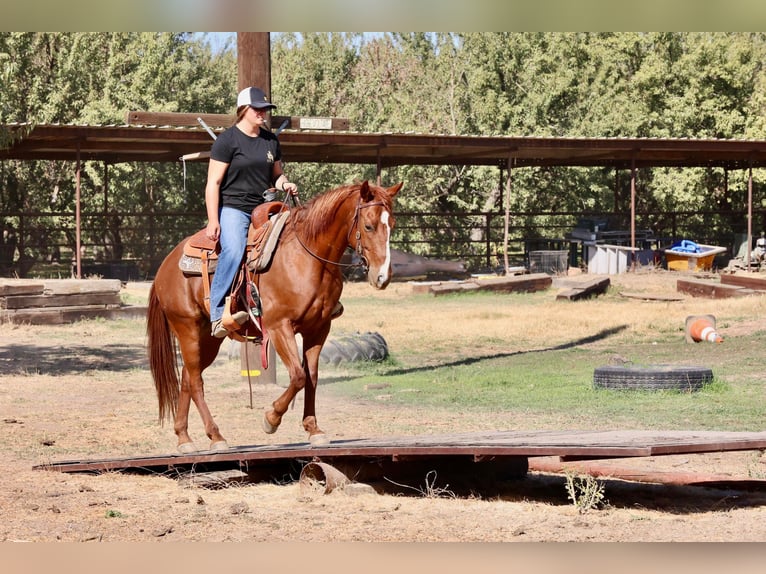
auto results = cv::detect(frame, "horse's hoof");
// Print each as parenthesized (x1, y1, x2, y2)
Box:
(209, 440, 230, 451)
(177, 442, 198, 453)
(262, 410, 278, 434)
(309, 433, 329, 447)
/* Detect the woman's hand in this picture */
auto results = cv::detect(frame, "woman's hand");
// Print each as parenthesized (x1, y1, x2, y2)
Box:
(206, 220, 220, 242)
(282, 181, 298, 196)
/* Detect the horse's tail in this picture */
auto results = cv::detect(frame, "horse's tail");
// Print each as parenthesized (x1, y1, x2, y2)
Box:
(146, 283, 179, 425)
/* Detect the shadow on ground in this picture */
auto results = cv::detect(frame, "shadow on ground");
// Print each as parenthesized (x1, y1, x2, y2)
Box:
(0, 343, 147, 375)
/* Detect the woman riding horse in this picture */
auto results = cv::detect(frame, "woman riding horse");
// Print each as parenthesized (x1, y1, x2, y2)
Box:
(147, 180, 402, 452)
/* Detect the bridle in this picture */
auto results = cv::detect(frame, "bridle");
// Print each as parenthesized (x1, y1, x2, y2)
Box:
(292, 194, 389, 271)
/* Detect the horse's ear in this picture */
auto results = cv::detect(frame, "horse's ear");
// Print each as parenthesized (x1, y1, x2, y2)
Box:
(387, 182, 403, 198)
(360, 180, 373, 202)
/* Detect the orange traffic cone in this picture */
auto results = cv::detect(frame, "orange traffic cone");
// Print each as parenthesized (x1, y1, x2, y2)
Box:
(685, 314, 723, 343)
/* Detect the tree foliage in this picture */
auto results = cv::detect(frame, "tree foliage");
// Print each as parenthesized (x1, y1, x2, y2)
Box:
(2, 32, 766, 275)
(0, 32, 235, 274)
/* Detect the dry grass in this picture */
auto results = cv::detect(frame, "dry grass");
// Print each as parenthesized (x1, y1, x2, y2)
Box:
(334, 270, 766, 361)
(3, 269, 766, 542)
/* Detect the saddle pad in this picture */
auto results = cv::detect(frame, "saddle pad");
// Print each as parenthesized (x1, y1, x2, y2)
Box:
(180, 253, 217, 275)
(248, 210, 290, 272)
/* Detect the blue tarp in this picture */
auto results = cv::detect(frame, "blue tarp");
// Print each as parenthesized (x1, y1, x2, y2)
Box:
(670, 240, 702, 254)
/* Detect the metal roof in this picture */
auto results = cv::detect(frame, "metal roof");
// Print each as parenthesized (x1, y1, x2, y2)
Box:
(5, 122, 766, 169)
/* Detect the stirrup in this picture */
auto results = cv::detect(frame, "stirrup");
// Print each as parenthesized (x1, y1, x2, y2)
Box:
(212, 311, 249, 338)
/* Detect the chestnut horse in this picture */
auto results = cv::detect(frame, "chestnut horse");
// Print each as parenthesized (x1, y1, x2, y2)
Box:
(147, 180, 401, 452)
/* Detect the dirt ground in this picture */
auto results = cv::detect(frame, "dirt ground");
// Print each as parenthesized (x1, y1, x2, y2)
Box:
(2, 269, 766, 545)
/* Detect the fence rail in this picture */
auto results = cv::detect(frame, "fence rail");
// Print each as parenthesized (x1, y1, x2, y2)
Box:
(1, 208, 761, 279)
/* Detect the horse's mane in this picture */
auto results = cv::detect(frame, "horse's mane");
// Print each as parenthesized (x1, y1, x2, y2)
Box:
(293, 182, 391, 242)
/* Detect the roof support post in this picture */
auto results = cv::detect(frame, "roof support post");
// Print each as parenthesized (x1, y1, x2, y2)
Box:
(503, 154, 514, 274)
(747, 161, 753, 269)
(630, 156, 636, 271)
(75, 143, 82, 279)
(103, 162, 109, 213)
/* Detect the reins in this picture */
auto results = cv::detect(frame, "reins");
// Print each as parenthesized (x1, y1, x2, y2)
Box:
(290, 194, 388, 270)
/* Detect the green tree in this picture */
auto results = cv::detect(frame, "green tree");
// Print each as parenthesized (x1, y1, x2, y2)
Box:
(0, 32, 236, 276)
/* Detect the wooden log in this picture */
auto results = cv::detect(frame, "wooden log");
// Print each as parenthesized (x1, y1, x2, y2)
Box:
(527, 457, 766, 489)
(555, 277, 610, 301)
(676, 278, 754, 299)
(390, 249, 468, 279)
(721, 272, 766, 292)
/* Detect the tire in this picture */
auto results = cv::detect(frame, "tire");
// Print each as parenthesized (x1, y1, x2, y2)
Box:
(593, 364, 713, 391)
(320, 332, 389, 365)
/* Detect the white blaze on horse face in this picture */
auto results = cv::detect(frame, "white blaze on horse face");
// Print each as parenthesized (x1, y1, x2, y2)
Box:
(377, 210, 392, 286)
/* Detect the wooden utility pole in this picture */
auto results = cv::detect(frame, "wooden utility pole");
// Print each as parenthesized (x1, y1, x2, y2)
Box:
(237, 33, 271, 96)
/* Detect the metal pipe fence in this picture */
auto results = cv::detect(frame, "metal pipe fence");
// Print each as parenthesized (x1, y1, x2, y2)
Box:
(1, 208, 761, 279)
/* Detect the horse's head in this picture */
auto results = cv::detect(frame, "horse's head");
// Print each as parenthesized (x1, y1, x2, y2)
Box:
(353, 180, 402, 289)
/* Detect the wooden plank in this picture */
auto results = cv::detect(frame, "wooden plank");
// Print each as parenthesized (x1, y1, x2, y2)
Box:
(721, 272, 766, 291)
(180, 151, 211, 161)
(555, 277, 610, 301)
(429, 282, 481, 296)
(42, 278, 122, 295)
(0, 279, 44, 297)
(1, 292, 121, 309)
(619, 291, 685, 302)
(477, 273, 552, 293)
(426, 273, 552, 296)
(126, 111, 350, 131)
(677, 278, 753, 299)
(1, 304, 127, 325)
(37, 429, 766, 477)
(127, 111, 234, 128)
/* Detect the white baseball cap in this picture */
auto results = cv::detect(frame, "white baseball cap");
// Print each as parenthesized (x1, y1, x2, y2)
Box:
(236, 87, 277, 110)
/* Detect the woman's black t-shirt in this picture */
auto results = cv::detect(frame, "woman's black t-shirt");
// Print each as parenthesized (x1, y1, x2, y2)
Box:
(210, 125, 282, 214)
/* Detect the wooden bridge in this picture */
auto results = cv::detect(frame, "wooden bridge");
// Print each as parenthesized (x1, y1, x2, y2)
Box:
(36, 429, 766, 493)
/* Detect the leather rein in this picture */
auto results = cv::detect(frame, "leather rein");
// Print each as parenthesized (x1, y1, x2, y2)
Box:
(291, 196, 389, 271)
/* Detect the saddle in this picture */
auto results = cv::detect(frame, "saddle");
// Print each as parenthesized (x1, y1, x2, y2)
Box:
(180, 202, 289, 276)
(179, 201, 291, 339)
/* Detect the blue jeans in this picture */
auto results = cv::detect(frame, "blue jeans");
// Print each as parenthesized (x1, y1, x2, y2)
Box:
(209, 206, 251, 323)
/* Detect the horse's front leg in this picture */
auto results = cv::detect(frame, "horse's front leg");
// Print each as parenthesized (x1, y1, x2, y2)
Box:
(262, 326, 308, 435)
(301, 341, 328, 446)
